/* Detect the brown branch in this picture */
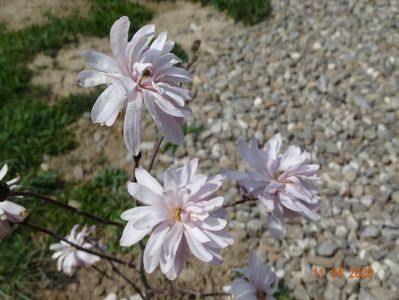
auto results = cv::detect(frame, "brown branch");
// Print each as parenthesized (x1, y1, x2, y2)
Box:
(223, 196, 258, 208)
(152, 287, 228, 298)
(10, 191, 123, 228)
(146, 137, 164, 172)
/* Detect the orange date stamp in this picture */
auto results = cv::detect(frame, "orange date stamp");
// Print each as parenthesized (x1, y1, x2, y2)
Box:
(312, 266, 374, 279)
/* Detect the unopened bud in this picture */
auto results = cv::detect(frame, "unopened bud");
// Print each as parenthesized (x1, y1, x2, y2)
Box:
(191, 40, 201, 53)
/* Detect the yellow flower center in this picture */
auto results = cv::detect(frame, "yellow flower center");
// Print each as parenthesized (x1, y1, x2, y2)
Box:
(256, 290, 266, 299)
(172, 208, 182, 222)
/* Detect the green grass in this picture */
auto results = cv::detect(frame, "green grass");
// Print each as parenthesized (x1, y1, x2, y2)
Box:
(0, 1, 153, 298)
(199, 0, 272, 25)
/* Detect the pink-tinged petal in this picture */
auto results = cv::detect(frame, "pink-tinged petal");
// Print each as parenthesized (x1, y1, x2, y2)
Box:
(152, 53, 182, 76)
(203, 230, 233, 248)
(127, 182, 165, 207)
(110, 16, 130, 74)
(164, 167, 179, 192)
(199, 196, 224, 212)
(278, 192, 301, 212)
(263, 133, 282, 160)
(226, 278, 257, 298)
(294, 201, 320, 221)
(236, 138, 265, 171)
(77, 70, 114, 87)
(0, 201, 27, 222)
(185, 230, 213, 262)
(180, 158, 199, 186)
(279, 145, 302, 170)
(120, 221, 150, 246)
(165, 237, 187, 280)
(192, 175, 224, 201)
(91, 83, 125, 126)
(127, 25, 155, 73)
(222, 169, 248, 181)
(120, 206, 154, 221)
(83, 51, 120, 73)
(0, 164, 7, 180)
(149, 90, 187, 118)
(56, 252, 68, 272)
(151, 32, 167, 52)
(132, 209, 169, 230)
(163, 222, 183, 261)
(259, 192, 276, 212)
(134, 168, 164, 196)
(143, 90, 184, 144)
(200, 217, 227, 231)
(155, 66, 192, 83)
(124, 94, 142, 156)
(144, 222, 170, 259)
(267, 214, 285, 240)
(248, 250, 263, 270)
(76, 251, 100, 266)
(162, 40, 175, 55)
(185, 174, 207, 195)
(157, 83, 191, 107)
(284, 181, 312, 203)
(184, 223, 211, 243)
(0, 220, 11, 240)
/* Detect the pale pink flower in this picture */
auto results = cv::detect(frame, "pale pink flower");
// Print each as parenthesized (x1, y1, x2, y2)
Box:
(120, 159, 233, 280)
(0, 200, 28, 240)
(225, 133, 320, 239)
(224, 251, 278, 300)
(0, 164, 26, 240)
(77, 16, 192, 155)
(0, 164, 20, 190)
(49, 225, 102, 275)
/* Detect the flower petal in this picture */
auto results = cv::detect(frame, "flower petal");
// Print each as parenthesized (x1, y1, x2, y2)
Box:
(127, 182, 165, 206)
(120, 221, 150, 247)
(110, 16, 130, 74)
(83, 51, 120, 73)
(123, 93, 143, 155)
(77, 70, 114, 87)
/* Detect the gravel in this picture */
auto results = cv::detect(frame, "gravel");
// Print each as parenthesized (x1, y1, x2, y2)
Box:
(183, 0, 399, 298)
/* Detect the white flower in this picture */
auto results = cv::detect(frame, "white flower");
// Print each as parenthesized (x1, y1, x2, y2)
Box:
(224, 251, 278, 300)
(0, 200, 28, 240)
(49, 225, 102, 275)
(225, 134, 320, 239)
(77, 17, 192, 155)
(120, 159, 233, 280)
(0, 164, 20, 190)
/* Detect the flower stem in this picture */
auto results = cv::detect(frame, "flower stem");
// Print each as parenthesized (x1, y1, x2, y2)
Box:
(223, 196, 258, 208)
(10, 191, 123, 228)
(21, 221, 136, 270)
(146, 137, 164, 172)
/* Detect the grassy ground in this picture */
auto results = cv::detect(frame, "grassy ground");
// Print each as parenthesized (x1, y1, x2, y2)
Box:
(0, 1, 152, 298)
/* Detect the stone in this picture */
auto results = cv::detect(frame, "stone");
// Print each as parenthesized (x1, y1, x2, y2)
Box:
(318, 240, 338, 257)
(361, 226, 380, 239)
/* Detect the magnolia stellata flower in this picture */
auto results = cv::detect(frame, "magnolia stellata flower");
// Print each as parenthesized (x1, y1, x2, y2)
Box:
(0, 164, 20, 190)
(77, 16, 192, 155)
(225, 133, 320, 239)
(0, 164, 26, 240)
(0, 200, 28, 240)
(120, 159, 233, 280)
(223, 251, 278, 300)
(49, 225, 102, 275)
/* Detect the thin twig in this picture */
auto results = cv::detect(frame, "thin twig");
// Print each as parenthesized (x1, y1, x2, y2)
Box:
(146, 137, 164, 172)
(87, 238, 145, 299)
(10, 191, 123, 228)
(152, 287, 228, 298)
(223, 197, 258, 208)
(21, 221, 137, 270)
(138, 241, 153, 299)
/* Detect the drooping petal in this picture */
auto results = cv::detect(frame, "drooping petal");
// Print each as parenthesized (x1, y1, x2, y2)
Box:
(91, 83, 126, 126)
(123, 93, 143, 155)
(127, 182, 165, 207)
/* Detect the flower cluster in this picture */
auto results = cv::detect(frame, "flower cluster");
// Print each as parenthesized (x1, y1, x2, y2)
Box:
(77, 16, 192, 156)
(0, 164, 27, 240)
(225, 134, 320, 239)
(120, 159, 233, 280)
(224, 251, 279, 300)
(50, 225, 102, 275)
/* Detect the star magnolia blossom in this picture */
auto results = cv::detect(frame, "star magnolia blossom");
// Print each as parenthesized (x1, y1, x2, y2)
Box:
(77, 16, 192, 155)
(0, 164, 26, 240)
(0, 164, 20, 190)
(120, 159, 233, 280)
(49, 225, 102, 275)
(225, 133, 320, 239)
(223, 251, 278, 300)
